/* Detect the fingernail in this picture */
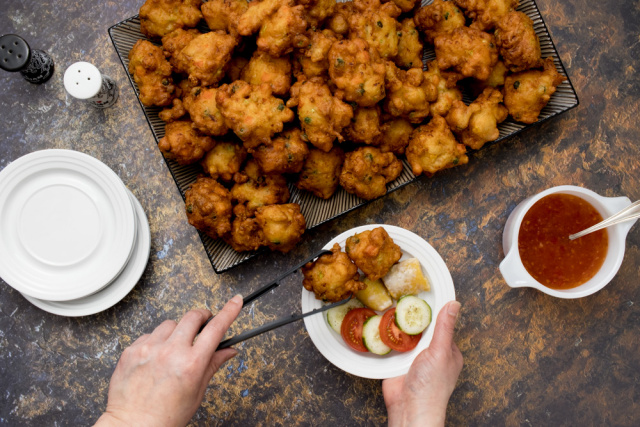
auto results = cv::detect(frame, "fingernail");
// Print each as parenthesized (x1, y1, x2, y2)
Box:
(232, 294, 243, 305)
(447, 301, 461, 319)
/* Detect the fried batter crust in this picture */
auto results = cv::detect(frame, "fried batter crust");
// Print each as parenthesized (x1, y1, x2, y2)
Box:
(200, 139, 247, 181)
(139, 0, 203, 39)
(202, 0, 248, 35)
(339, 146, 403, 200)
(302, 243, 365, 302)
(328, 38, 386, 107)
(184, 176, 232, 240)
(255, 203, 306, 252)
(494, 11, 542, 72)
(287, 77, 353, 152)
(406, 115, 469, 176)
(423, 60, 463, 118)
(349, 0, 402, 60)
(453, 0, 519, 31)
(414, 0, 465, 43)
(177, 31, 237, 87)
(503, 57, 565, 124)
(394, 18, 424, 70)
(345, 227, 402, 280)
(161, 28, 201, 73)
(241, 51, 292, 97)
(158, 120, 215, 165)
(128, 40, 175, 107)
(434, 26, 498, 81)
(378, 118, 413, 154)
(217, 81, 295, 149)
(252, 128, 309, 174)
(345, 106, 383, 145)
(384, 62, 439, 123)
(231, 160, 290, 215)
(182, 86, 229, 136)
(296, 146, 344, 199)
(446, 87, 508, 150)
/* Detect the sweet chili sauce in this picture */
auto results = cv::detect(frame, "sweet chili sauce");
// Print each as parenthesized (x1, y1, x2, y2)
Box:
(518, 194, 608, 289)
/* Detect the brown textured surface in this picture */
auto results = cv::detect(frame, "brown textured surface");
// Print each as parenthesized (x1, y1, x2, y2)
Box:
(0, 0, 639, 425)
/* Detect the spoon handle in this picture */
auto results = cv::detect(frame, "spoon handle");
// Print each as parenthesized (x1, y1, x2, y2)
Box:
(569, 200, 640, 240)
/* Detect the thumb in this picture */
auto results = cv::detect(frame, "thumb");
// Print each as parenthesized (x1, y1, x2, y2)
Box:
(429, 301, 461, 351)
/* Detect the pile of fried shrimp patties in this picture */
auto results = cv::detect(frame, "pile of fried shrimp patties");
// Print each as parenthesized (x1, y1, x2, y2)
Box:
(129, 0, 565, 253)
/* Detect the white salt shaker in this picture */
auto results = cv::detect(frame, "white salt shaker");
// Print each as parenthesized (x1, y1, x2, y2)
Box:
(63, 62, 118, 109)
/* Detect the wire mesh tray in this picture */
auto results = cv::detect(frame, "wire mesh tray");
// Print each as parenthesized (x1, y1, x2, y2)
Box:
(108, 0, 578, 274)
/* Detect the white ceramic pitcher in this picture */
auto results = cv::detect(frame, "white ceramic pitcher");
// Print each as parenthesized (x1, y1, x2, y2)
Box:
(499, 185, 636, 299)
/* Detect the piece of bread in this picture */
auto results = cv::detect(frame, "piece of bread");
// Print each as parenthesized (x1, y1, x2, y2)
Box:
(382, 258, 430, 299)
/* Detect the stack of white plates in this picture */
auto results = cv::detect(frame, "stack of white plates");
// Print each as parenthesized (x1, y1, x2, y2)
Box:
(0, 149, 150, 316)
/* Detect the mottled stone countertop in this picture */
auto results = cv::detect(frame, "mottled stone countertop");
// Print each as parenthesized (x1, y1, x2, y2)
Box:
(1, 0, 639, 425)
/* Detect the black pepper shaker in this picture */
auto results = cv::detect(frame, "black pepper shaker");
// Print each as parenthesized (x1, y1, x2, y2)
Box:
(0, 34, 54, 84)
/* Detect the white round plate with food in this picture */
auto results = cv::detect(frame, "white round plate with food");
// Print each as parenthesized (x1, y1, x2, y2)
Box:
(301, 224, 455, 380)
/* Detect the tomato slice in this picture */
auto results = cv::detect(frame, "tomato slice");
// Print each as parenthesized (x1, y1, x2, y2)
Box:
(379, 308, 421, 352)
(341, 308, 377, 352)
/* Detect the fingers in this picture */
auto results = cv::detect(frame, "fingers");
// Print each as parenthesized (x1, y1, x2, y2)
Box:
(147, 319, 178, 343)
(207, 348, 238, 376)
(195, 294, 243, 356)
(168, 309, 213, 346)
(429, 300, 461, 353)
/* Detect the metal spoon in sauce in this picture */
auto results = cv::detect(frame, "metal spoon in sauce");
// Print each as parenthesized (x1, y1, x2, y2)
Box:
(569, 200, 640, 240)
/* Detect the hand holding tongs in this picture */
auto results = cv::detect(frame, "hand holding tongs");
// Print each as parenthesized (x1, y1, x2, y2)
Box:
(198, 248, 350, 350)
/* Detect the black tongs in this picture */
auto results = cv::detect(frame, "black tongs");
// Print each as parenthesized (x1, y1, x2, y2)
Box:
(198, 249, 350, 350)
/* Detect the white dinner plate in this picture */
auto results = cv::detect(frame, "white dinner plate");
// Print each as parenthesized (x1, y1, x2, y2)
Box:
(0, 150, 136, 301)
(301, 224, 456, 380)
(22, 190, 150, 316)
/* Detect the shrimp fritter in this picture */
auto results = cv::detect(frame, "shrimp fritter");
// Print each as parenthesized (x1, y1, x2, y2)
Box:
(231, 160, 290, 215)
(237, 0, 308, 56)
(378, 118, 413, 154)
(158, 120, 214, 165)
(200, 139, 247, 181)
(216, 81, 295, 149)
(226, 215, 268, 252)
(345, 106, 383, 145)
(139, 0, 203, 39)
(293, 29, 338, 79)
(406, 115, 469, 176)
(184, 176, 232, 240)
(326, 1, 353, 35)
(453, 0, 519, 31)
(349, 0, 402, 60)
(182, 86, 229, 136)
(503, 57, 565, 124)
(161, 28, 201, 73)
(241, 51, 292, 97)
(296, 146, 345, 199)
(434, 26, 499, 81)
(345, 227, 402, 280)
(302, 243, 365, 302)
(252, 128, 309, 174)
(423, 60, 463, 117)
(128, 40, 175, 107)
(255, 203, 306, 252)
(494, 11, 542, 72)
(159, 98, 187, 123)
(414, 0, 465, 43)
(394, 18, 424, 70)
(287, 77, 353, 152)
(339, 147, 403, 200)
(177, 31, 237, 87)
(446, 87, 508, 150)
(384, 62, 439, 123)
(328, 38, 386, 107)
(202, 0, 248, 35)
(298, 0, 337, 28)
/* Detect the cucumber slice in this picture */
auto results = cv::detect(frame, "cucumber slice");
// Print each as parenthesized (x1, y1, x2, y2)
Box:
(395, 296, 432, 335)
(362, 315, 391, 355)
(326, 298, 364, 333)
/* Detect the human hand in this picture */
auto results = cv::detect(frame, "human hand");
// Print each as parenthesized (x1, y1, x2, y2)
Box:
(382, 300, 463, 427)
(94, 295, 244, 427)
